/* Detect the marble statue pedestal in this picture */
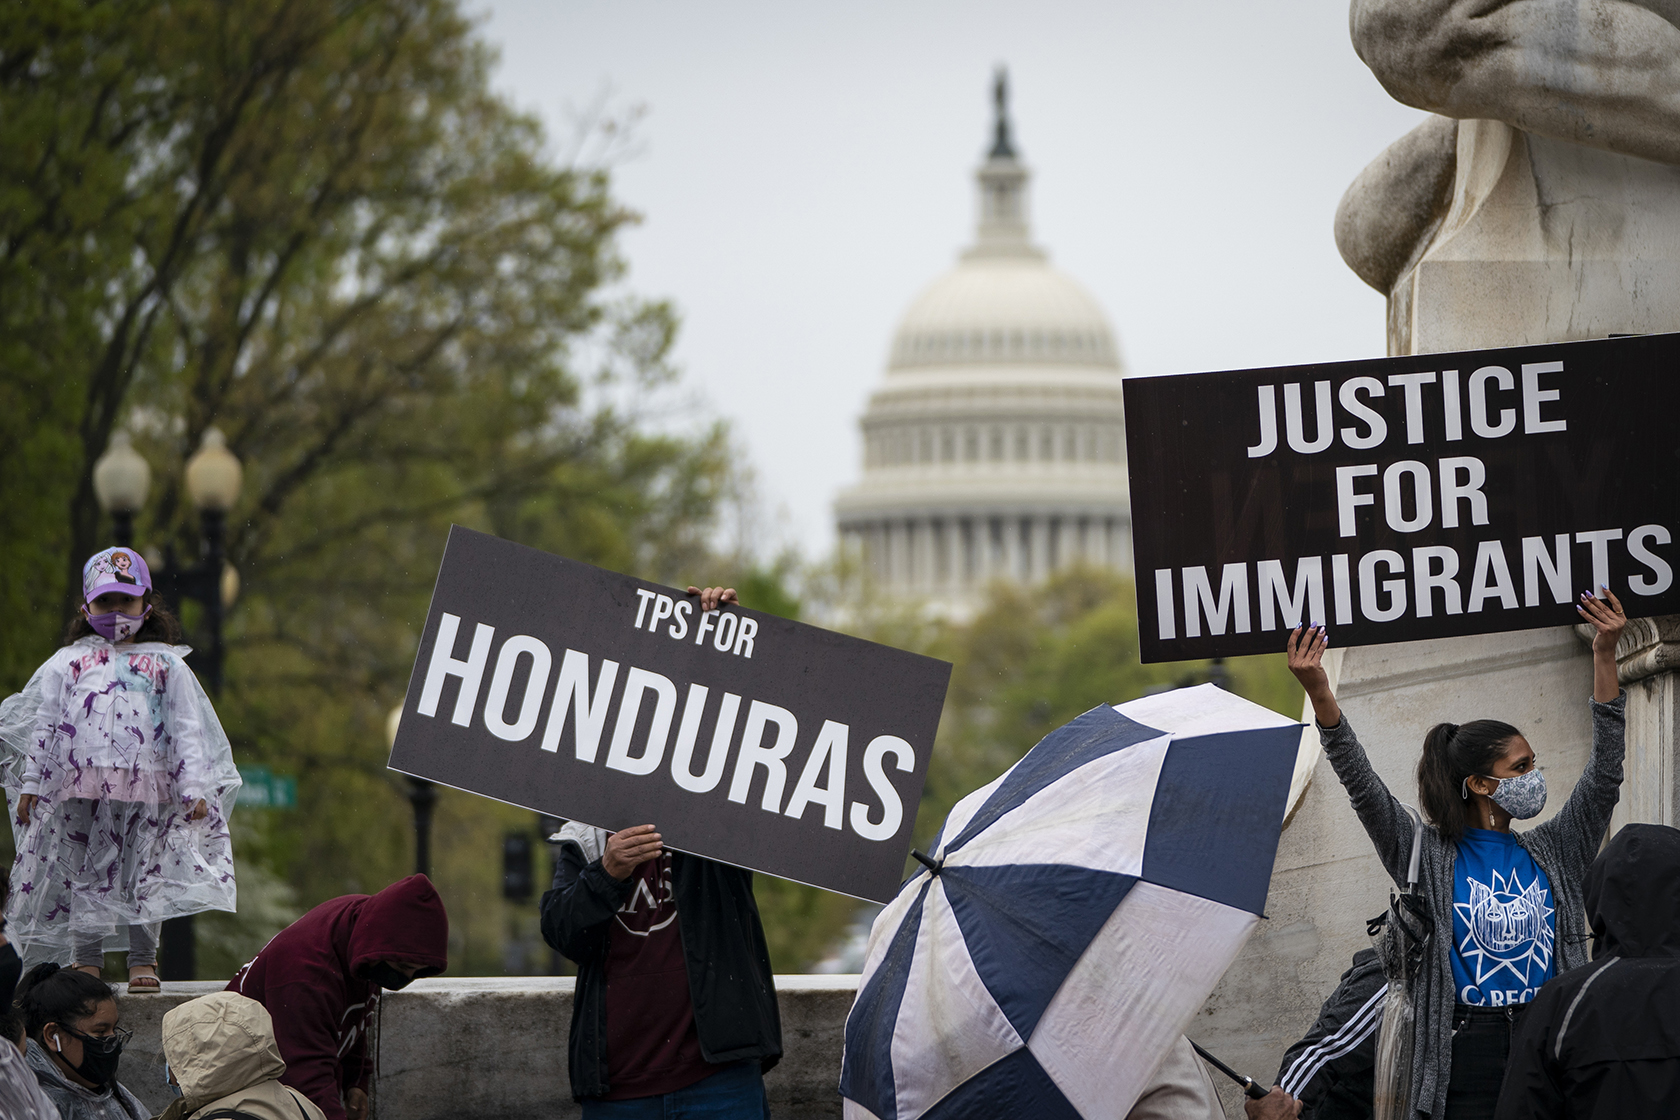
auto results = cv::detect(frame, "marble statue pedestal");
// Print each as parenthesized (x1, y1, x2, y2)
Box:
(1200, 119, 1680, 1117)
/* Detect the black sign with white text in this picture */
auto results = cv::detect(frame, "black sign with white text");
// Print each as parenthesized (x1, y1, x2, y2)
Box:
(1125, 334, 1679, 663)
(389, 527, 952, 902)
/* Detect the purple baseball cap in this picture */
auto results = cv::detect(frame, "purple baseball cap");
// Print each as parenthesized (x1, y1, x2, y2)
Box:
(83, 547, 152, 603)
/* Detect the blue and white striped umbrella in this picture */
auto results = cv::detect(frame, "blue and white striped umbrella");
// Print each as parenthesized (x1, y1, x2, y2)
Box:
(840, 683, 1302, 1120)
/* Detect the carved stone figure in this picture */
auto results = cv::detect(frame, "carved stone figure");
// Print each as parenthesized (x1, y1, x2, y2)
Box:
(1336, 0, 1680, 354)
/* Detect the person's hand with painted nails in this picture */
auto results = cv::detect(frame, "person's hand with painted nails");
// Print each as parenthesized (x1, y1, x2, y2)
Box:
(1286, 624, 1341, 728)
(1577, 586, 1627, 703)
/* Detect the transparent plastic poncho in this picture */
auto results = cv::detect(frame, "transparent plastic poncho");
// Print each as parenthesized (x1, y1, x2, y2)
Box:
(0, 637, 240, 960)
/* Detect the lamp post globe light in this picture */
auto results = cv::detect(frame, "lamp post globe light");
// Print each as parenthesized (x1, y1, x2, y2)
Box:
(91, 433, 152, 547)
(91, 427, 245, 980)
(184, 428, 243, 512)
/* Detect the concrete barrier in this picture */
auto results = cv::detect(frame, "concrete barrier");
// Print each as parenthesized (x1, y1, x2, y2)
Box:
(113, 975, 860, 1119)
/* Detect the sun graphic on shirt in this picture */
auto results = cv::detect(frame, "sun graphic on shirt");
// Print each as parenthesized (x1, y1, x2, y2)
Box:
(1454, 868, 1555, 987)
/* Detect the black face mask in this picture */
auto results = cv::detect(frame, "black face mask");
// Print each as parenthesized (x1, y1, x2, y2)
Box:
(53, 1024, 128, 1090)
(0, 942, 21, 1009)
(365, 962, 414, 991)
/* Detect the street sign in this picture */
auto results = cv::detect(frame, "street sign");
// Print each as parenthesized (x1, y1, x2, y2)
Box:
(236, 765, 297, 810)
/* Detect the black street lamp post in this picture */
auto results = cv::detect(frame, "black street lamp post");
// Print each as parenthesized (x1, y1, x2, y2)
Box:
(92, 428, 243, 981)
(408, 777, 438, 878)
(152, 507, 231, 695)
(387, 706, 437, 878)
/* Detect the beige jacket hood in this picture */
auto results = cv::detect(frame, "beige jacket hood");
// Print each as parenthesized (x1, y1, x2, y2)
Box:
(160, 992, 326, 1120)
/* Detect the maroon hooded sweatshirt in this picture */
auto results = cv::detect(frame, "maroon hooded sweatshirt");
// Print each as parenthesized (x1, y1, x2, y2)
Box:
(229, 875, 449, 1120)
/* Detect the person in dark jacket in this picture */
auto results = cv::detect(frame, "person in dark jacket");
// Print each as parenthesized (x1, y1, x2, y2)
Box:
(229, 874, 449, 1120)
(1276, 949, 1385, 1119)
(541, 585, 781, 1117)
(1493, 823, 1680, 1120)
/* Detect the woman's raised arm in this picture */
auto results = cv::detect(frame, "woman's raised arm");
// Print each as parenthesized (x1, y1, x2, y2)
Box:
(1288, 626, 1418, 885)
(1577, 587, 1627, 703)
(1540, 588, 1631, 857)
(1287, 625, 1341, 728)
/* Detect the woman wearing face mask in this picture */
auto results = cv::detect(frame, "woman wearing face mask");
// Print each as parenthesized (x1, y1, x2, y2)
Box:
(1286, 588, 1628, 1120)
(16, 963, 145, 1120)
(0, 546, 240, 988)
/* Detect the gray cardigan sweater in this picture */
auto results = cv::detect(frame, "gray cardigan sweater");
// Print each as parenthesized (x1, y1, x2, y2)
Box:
(1319, 692, 1626, 1120)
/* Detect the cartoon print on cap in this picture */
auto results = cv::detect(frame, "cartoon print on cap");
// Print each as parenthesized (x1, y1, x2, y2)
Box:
(82, 547, 152, 602)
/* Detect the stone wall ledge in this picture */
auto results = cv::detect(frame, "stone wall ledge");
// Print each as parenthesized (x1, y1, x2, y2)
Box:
(115, 975, 862, 1120)
(1572, 614, 1680, 685)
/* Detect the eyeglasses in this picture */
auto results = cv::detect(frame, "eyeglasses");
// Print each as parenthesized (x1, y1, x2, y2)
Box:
(53, 1024, 132, 1054)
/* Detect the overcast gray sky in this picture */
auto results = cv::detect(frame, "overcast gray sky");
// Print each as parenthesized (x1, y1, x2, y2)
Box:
(479, 0, 1428, 558)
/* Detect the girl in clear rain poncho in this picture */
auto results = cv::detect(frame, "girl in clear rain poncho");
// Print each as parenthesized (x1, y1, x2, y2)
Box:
(0, 547, 239, 989)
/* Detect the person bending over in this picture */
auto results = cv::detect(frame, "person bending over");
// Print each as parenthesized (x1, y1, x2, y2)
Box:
(541, 585, 783, 1118)
(229, 874, 448, 1120)
(1286, 588, 1627, 1120)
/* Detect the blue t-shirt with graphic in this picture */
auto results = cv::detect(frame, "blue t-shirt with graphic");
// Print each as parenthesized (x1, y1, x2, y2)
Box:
(1451, 828, 1556, 1007)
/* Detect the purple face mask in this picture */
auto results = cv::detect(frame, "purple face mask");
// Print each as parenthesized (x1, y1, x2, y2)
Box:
(86, 606, 150, 642)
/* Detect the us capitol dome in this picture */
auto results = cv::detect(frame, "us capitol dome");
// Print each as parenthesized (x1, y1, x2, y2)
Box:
(834, 72, 1132, 613)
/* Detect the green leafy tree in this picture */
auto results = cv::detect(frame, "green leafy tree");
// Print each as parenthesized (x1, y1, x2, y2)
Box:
(1, 0, 744, 973)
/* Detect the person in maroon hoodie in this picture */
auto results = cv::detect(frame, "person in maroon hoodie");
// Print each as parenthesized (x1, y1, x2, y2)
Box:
(541, 585, 782, 1117)
(229, 874, 448, 1120)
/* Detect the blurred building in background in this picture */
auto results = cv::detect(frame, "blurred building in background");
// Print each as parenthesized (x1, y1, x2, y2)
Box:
(834, 72, 1132, 614)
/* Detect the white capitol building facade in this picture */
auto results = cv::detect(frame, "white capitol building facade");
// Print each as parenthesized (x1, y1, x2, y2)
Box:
(834, 76, 1133, 614)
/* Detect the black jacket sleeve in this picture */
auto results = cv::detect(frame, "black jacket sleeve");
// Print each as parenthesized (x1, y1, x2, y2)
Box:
(673, 855, 782, 1070)
(1275, 949, 1386, 1117)
(539, 837, 633, 963)
(1493, 983, 1568, 1120)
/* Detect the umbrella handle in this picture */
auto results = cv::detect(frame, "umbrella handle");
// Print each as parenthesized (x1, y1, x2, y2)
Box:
(1403, 805, 1424, 890)
(1187, 1039, 1271, 1100)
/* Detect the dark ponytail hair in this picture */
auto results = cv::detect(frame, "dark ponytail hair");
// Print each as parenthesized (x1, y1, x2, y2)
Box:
(63, 589, 184, 646)
(1417, 719, 1523, 841)
(16, 963, 115, 1042)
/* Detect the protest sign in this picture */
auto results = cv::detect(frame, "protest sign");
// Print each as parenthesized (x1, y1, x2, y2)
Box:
(1125, 333, 1679, 663)
(388, 527, 952, 902)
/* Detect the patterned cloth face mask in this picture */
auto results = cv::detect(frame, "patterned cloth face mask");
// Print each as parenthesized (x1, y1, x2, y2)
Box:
(1474, 769, 1548, 820)
(85, 606, 150, 642)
